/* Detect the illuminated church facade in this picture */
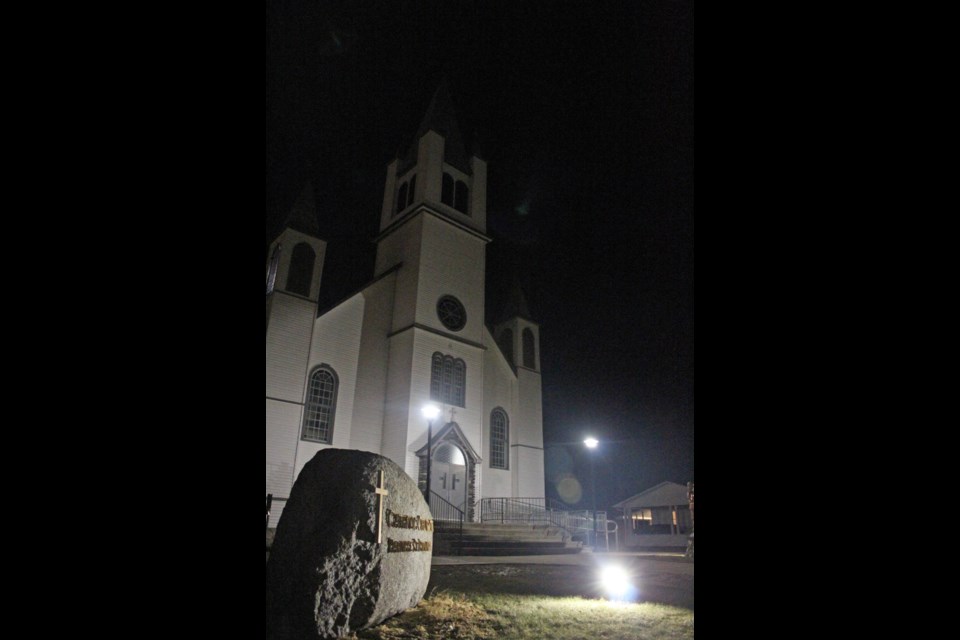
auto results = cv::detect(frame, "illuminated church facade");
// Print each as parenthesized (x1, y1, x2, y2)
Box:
(266, 86, 545, 524)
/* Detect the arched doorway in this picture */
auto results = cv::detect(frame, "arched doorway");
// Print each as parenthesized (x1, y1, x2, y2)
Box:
(416, 422, 481, 521)
(431, 442, 467, 510)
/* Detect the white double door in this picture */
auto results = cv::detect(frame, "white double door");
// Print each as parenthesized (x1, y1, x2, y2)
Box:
(430, 442, 467, 510)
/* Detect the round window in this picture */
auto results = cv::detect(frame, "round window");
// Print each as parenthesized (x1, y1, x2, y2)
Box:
(437, 295, 467, 331)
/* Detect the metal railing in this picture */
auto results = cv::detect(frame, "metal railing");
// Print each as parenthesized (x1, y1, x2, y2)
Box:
(479, 497, 558, 523)
(428, 491, 464, 555)
(478, 497, 591, 528)
(478, 497, 620, 550)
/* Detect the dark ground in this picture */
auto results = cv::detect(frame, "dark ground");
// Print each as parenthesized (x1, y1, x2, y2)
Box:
(428, 558, 694, 610)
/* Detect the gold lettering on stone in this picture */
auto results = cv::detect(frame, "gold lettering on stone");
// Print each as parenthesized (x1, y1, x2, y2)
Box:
(387, 538, 432, 553)
(384, 509, 434, 532)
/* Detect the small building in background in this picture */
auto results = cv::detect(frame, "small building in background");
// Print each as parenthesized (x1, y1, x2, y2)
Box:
(613, 481, 692, 550)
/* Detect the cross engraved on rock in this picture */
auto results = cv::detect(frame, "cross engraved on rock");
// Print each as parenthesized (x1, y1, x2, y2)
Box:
(374, 469, 389, 544)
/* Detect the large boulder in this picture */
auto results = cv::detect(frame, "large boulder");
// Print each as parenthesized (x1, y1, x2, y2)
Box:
(266, 449, 434, 640)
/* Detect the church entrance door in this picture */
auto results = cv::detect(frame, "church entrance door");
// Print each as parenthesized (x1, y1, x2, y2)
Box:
(430, 442, 467, 511)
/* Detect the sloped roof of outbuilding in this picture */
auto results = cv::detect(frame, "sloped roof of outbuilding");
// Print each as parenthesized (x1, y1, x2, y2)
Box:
(613, 481, 690, 508)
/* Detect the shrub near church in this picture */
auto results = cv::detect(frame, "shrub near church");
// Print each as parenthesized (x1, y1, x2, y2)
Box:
(266, 449, 433, 640)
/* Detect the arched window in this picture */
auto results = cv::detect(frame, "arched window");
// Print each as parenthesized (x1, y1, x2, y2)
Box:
(430, 351, 466, 407)
(287, 242, 315, 297)
(441, 173, 454, 206)
(396, 182, 408, 214)
(490, 408, 509, 469)
(454, 180, 469, 214)
(430, 353, 444, 400)
(266, 244, 281, 295)
(302, 365, 338, 443)
(452, 359, 465, 405)
(522, 328, 536, 369)
(498, 329, 513, 367)
(407, 175, 416, 207)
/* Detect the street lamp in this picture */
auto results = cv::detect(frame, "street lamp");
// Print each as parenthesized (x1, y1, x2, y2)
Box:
(584, 437, 599, 551)
(422, 404, 441, 502)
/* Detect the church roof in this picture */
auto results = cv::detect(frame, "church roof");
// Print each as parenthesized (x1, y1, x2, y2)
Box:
(285, 181, 320, 236)
(613, 482, 690, 508)
(414, 421, 481, 462)
(403, 81, 472, 175)
(497, 277, 536, 323)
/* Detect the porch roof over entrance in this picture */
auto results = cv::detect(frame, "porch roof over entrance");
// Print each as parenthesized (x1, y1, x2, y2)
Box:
(414, 421, 481, 462)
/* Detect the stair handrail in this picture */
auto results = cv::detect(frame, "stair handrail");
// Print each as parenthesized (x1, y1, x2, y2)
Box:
(479, 497, 593, 544)
(428, 490, 464, 556)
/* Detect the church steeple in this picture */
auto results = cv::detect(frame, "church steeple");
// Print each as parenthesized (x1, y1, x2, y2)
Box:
(413, 81, 471, 174)
(285, 181, 319, 236)
(378, 84, 487, 237)
(266, 180, 326, 302)
(498, 277, 535, 324)
(494, 278, 540, 373)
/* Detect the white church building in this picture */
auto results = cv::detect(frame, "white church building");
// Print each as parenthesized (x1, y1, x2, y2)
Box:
(266, 86, 545, 524)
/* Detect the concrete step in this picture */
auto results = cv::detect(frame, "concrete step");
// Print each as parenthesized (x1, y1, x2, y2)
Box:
(433, 521, 583, 556)
(457, 524, 568, 533)
(452, 531, 569, 539)
(454, 545, 583, 556)
(448, 539, 569, 548)
(462, 523, 562, 529)
(454, 529, 570, 539)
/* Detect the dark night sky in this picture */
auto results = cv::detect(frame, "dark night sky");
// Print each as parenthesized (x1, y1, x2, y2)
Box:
(266, 0, 694, 512)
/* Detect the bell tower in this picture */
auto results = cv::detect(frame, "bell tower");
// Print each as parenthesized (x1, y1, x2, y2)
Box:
(377, 82, 487, 238)
(266, 182, 325, 303)
(265, 183, 327, 503)
(371, 82, 490, 340)
(373, 84, 491, 501)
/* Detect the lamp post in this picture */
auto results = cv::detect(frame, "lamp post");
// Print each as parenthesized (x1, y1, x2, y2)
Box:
(422, 404, 441, 503)
(584, 437, 599, 551)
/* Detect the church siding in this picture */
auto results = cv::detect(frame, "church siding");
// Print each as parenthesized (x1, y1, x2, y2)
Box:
(381, 330, 415, 472)
(375, 217, 423, 334)
(266, 295, 316, 402)
(516, 368, 543, 450)
(515, 446, 546, 498)
(515, 367, 545, 496)
(482, 326, 517, 498)
(417, 215, 486, 344)
(294, 294, 366, 477)
(266, 398, 302, 498)
(349, 275, 398, 454)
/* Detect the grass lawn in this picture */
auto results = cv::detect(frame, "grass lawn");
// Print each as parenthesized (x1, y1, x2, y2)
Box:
(348, 562, 694, 640)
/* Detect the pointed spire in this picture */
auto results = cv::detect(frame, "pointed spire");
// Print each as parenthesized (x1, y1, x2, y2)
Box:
(414, 81, 471, 174)
(500, 276, 534, 322)
(286, 181, 319, 236)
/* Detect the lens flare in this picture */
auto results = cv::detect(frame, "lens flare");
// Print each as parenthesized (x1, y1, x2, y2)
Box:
(599, 564, 636, 601)
(555, 474, 583, 504)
